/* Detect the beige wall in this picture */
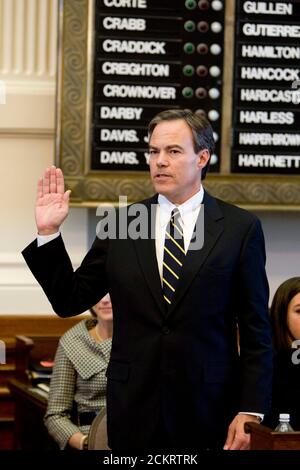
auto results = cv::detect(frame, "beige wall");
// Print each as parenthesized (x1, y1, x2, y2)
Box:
(257, 211, 300, 302)
(0, 0, 87, 314)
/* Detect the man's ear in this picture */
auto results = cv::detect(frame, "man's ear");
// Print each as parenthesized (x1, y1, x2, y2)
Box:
(198, 149, 210, 170)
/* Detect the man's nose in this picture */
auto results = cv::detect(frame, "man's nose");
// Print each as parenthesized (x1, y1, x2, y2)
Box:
(156, 151, 168, 166)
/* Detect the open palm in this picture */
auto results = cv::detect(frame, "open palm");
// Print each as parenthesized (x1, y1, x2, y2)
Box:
(35, 166, 71, 235)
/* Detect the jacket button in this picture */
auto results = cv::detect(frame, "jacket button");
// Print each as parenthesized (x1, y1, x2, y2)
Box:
(162, 326, 170, 335)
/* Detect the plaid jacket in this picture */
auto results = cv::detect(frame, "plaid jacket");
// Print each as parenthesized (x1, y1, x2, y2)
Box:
(44, 319, 111, 449)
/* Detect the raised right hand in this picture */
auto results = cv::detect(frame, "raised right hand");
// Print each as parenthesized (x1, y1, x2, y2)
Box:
(35, 166, 71, 235)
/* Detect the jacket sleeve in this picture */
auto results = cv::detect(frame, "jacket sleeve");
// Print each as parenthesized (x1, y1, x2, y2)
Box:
(237, 218, 273, 414)
(22, 235, 109, 317)
(44, 343, 80, 450)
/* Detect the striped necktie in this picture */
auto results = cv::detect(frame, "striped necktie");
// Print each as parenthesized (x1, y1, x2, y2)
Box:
(162, 208, 186, 307)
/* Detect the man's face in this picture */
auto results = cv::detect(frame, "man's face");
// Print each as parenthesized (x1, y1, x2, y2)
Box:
(149, 119, 209, 205)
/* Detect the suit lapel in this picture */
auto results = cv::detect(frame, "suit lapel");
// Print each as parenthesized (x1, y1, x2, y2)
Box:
(132, 195, 165, 316)
(166, 192, 224, 318)
(132, 192, 224, 318)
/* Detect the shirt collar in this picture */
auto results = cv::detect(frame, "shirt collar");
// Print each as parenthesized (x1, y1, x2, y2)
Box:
(157, 187, 204, 227)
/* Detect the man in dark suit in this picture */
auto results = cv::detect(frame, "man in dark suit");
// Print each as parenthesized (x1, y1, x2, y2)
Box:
(23, 109, 272, 451)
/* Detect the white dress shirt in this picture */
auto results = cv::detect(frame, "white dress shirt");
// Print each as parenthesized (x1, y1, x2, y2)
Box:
(155, 187, 204, 282)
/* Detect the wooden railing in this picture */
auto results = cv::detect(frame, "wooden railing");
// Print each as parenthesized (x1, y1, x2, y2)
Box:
(245, 422, 300, 450)
(0, 314, 87, 449)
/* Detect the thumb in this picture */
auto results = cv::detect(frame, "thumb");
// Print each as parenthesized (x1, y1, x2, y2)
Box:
(63, 189, 71, 203)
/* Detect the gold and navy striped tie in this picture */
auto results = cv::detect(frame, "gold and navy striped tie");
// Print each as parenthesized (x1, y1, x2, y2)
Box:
(162, 208, 186, 307)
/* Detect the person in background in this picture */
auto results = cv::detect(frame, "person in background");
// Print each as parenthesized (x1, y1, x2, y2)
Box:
(23, 109, 272, 451)
(265, 277, 300, 430)
(44, 293, 112, 450)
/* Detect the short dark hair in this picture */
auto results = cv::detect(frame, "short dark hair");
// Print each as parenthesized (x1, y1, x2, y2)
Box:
(148, 109, 215, 180)
(270, 277, 300, 352)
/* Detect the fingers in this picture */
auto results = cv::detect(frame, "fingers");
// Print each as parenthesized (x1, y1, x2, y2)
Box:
(224, 416, 252, 451)
(56, 167, 65, 194)
(223, 425, 235, 450)
(224, 421, 251, 450)
(49, 166, 57, 193)
(227, 432, 250, 450)
(37, 166, 65, 197)
(43, 167, 51, 195)
(36, 177, 44, 200)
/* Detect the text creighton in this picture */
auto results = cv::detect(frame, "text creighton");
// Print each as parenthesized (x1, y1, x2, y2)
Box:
(102, 62, 170, 77)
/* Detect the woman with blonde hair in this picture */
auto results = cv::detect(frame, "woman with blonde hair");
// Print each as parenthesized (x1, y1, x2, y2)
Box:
(44, 293, 112, 450)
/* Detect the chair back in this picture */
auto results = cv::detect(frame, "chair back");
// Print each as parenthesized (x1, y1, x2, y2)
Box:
(88, 407, 110, 450)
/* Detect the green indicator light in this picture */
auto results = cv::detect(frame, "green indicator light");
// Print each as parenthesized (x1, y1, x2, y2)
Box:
(183, 43, 195, 54)
(184, 20, 196, 32)
(183, 65, 195, 76)
(185, 0, 197, 9)
(182, 87, 194, 98)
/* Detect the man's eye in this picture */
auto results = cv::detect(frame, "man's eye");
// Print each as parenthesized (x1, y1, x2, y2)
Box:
(170, 149, 180, 155)
(149, 149, 157, 155)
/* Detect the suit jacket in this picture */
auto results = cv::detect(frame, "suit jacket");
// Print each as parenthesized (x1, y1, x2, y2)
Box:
(22, 192, 273, 450)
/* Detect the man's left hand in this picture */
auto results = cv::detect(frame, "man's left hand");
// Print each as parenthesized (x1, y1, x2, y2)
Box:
(223, 414, 260, 450)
